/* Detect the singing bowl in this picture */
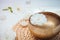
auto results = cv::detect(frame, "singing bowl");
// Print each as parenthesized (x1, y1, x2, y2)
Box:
(29, 12, 60, 39)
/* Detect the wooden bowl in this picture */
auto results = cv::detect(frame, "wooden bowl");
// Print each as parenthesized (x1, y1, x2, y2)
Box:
(29, 12, 60, 39)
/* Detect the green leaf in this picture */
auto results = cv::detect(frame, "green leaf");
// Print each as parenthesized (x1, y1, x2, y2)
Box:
(8, 7, 13, 13)
(2, 9, 8, 11)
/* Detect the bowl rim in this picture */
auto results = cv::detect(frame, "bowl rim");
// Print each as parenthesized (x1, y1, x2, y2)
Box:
(29, 11, 60, 27)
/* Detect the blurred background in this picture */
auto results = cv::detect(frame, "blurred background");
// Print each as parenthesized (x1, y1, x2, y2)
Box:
(0, 0, 60, 40)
